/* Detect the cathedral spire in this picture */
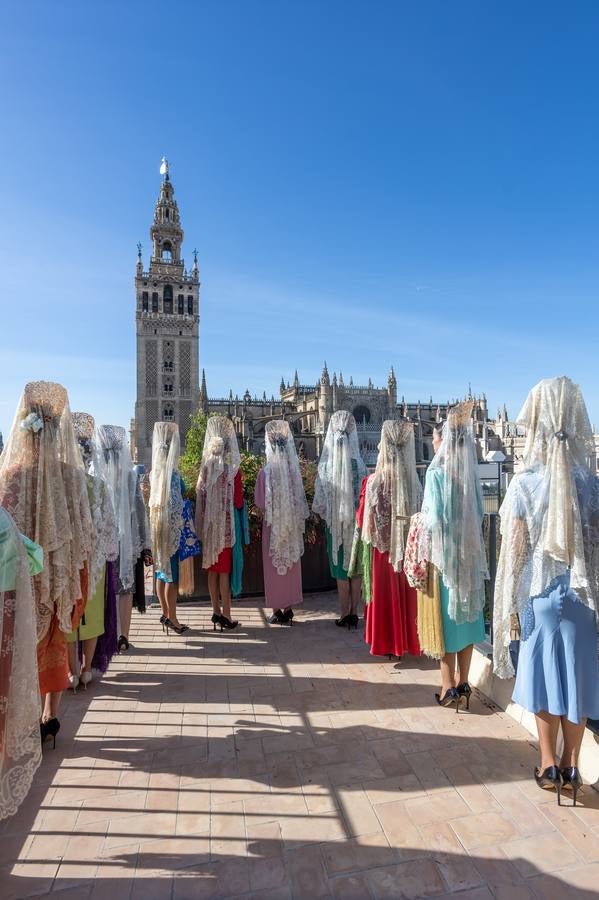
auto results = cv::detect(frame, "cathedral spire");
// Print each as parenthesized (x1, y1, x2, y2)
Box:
(199, 369, 208, 415)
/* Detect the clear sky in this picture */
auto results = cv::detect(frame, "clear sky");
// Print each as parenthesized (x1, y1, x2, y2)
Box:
(2, 1, 599, 439)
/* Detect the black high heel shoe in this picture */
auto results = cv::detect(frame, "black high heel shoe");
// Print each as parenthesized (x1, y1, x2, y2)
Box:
(268, 610, 286, 625)
(560, 767, 583, 806)
(535, 766, 563, 804)
(40, 718, 60, 749)
(282, 609, 294, 626)
(456, 682, 472, 711)
(118, 634, 130, 653)
(211, 613, 222, 631)
(159, 614, 166, 633)
(435, 687, 461, 712)
(335, 614, 351, 628)
(349, 614, 359, 630)
(219, 615, 239, 631)
(165, 618, 189, 635)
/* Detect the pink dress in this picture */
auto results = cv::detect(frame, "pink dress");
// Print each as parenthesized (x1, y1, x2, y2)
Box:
(254, 468, 303, 610)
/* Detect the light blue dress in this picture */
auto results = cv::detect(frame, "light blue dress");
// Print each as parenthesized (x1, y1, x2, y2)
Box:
(155, 474, 186, 584)
(423, 466, 486, 653)
(508, 468, 599, 724)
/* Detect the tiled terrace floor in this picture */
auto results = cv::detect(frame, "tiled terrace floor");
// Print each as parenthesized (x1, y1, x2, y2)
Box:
(2, 593, 599, 900)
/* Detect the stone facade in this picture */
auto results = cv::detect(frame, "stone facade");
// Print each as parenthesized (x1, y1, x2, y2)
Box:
(200, 364, 491, 468)
(132, 163, 200, 467)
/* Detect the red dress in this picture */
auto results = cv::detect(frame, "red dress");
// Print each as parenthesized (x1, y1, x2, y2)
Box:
(357, 477, 421, 658)
(206, 470, 243, 574)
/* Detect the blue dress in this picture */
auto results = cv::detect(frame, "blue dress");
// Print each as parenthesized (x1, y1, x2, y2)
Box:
(507, 468, 599, 724)
(513, 572, 599, 724)
(423, 466, 486, 653)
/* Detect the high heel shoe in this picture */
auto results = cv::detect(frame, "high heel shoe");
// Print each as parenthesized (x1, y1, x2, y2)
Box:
(435, 687, 461, 712)
(535, 766, 563, 804)
(159, 613, 166, 633)
(80, 670, 93, 690)
(219, 615, 239, 631)
(118, 634, 130, 653)
(211, 613, 221, 631)
(335, 615, 351, 628)
(560, 767, 583, 806)
(40, 718, 60, 749)
(349, 614, 359, 630)
(68, 673, 80, 694)
(268, 610, 286, 624)
(165, 618, 189, 635)
(282, 609, 294, 626)
(456, 682, 472, 711)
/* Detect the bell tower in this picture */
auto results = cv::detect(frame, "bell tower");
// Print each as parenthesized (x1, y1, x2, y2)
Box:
(133, 159, 200, 466)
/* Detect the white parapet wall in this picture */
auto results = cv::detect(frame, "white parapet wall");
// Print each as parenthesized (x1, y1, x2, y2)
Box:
(470, 642, 599, 789)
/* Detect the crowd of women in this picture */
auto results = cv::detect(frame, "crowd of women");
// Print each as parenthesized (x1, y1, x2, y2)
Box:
(0, 374, 598, 823)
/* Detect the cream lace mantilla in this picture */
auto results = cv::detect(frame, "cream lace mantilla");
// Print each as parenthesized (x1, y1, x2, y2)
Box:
(0, 382, 93, 639)
(97, 424, 143, 592)
(72, 412, 118, 591)
(422, 401, 488, 626)
(149, 422, 183, 581)
(493, 376, 599, 679)
(0, 507, 42, 820)
(195, 417, 241, 569)
(263, 421, 308, 575)
(362, 420, 422, 572)
(313, 410, 367, 571)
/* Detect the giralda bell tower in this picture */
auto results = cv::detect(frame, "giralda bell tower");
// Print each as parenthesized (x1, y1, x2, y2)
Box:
(133, 159, 200, 467)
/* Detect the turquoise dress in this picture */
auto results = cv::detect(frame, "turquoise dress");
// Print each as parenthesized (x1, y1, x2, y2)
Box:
(326, 459, 363, 581)
(423, 466, 486, 653)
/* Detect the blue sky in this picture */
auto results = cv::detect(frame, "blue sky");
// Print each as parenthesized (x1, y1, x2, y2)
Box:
(2, 1, 599, 438)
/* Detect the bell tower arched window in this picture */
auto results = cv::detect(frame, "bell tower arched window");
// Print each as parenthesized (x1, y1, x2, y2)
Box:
(163, 285, 173, 314)
(177, 294, 184, 315)
(163, 405, 174, 421)
(161, 241, 173, 261)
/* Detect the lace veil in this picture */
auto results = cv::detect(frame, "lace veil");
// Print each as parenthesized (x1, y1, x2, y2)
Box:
(0, 382, 93, 639)
(72, 413, 118, 590)
(362, 420, 422, 572)
(313, 410, 367, 570)
(264, 420, 309, 574)
(0, 507, 42, 820)
(149, 422, 184, 580)
(195, 416, 241, 569)
(422, 400, 488, 625)
(96, 425, 142, 592)
(493, 376, 599, 678)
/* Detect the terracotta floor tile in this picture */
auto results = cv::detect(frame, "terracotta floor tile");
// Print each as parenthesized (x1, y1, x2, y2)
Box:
(449, 811, 519, 849)
(366, 858, 446, 899)
(502, 830, 583, 877)
(321, 832, 396, 876)
(404, 789, 471, 827)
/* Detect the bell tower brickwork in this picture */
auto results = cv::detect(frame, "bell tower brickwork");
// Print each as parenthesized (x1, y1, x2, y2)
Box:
(133, 162, 200, 466)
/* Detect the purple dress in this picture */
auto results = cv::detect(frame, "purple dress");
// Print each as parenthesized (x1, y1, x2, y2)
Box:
(254, 468, 303, 610)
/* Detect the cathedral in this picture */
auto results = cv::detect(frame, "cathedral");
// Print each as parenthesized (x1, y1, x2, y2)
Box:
(198, 365, 492, 466)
